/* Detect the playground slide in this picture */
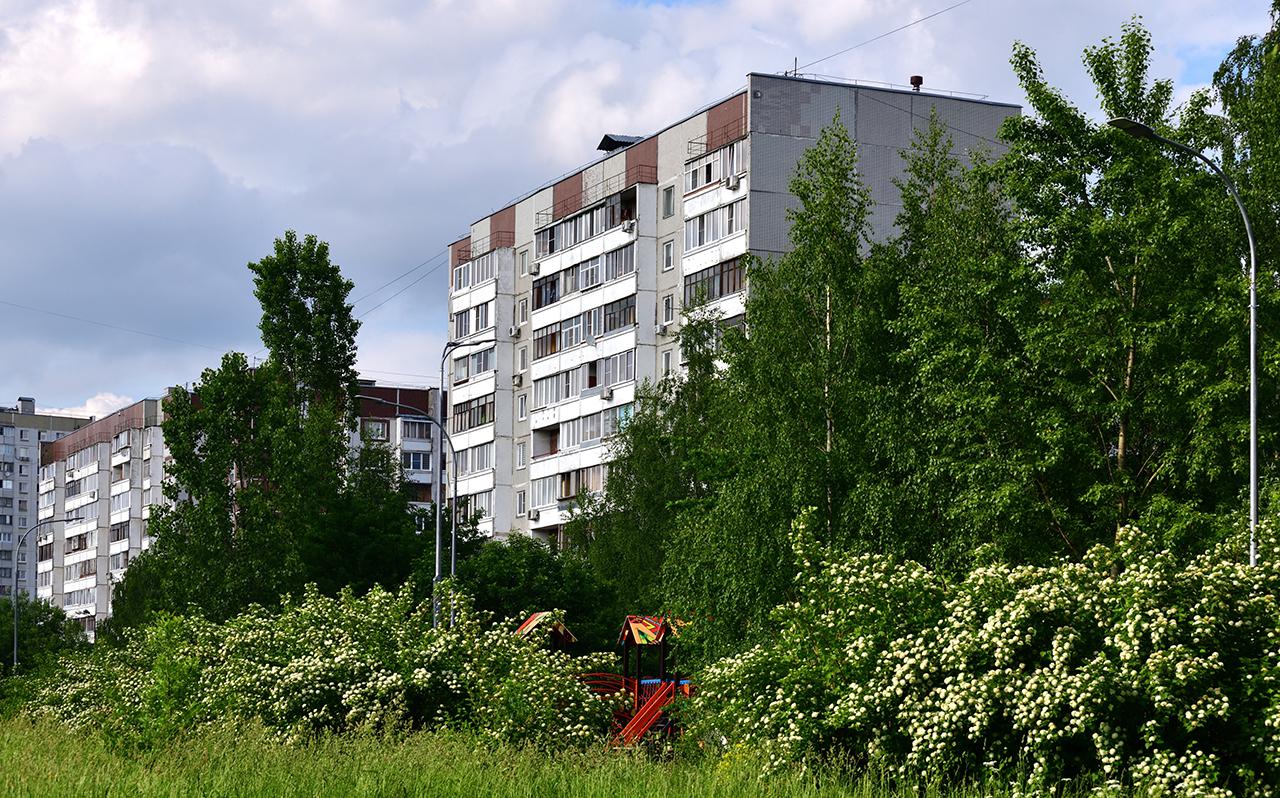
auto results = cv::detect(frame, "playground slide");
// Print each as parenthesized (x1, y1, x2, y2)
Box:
(613, 681, 676, 746)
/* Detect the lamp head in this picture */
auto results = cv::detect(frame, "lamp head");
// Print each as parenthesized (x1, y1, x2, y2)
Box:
(1108, 117, 1157, 141)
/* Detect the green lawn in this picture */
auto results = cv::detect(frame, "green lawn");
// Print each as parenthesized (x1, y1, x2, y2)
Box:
(0, 716, 1096, 798)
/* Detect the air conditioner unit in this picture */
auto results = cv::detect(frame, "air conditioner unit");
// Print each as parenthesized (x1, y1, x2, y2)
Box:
(622, 219, 637, 233)
(508, 325, 521, 338)
(529, 264, 540, 276)
(724, 173, 741, 190)
(512, 374, 523, 387)
(528, 509, 540, 521)
(654, 322, 668, 336)
(601, 387, 614, 401)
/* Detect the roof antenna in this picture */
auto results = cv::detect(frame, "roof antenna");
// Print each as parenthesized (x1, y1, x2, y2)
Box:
(793, 57, 798, 77)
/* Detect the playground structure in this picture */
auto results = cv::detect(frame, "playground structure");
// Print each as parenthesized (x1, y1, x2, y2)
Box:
(518, 611, 692, 746)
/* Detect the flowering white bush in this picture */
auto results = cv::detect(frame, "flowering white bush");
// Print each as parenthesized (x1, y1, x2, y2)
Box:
(692, 511, 1280, 795)
(32, 584, 614, 750)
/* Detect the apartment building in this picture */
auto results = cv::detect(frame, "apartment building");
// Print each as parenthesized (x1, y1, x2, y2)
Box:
(0, 397, 91, 598)
(446, 72, 1019, 541)
(34, 386, 444, 636)
(35, 399, 163, 636)
(351, 382, 447, 520)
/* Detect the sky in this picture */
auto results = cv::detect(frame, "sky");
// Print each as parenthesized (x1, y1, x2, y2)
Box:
(0, 0, 1271, 417)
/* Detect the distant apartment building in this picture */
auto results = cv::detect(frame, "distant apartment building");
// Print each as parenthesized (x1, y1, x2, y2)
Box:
(34, 385, 444, 636)
(445, 72, 1019, 540)
(351, 382, 447, 521)
(36, 399, 164, 637)
(0, 397, 91, 598)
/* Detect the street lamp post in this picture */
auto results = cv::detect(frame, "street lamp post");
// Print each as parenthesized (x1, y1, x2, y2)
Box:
(1109, 117, 1260, 566)
(437, 337, 498, 610)
(13, 517, 65, 673)
(354, 393, 455, 626)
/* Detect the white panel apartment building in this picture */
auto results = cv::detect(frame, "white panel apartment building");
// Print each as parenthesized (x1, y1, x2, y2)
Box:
(0, 398, 90, 599)
(445, 73, 1019, 540)
(36, 399, 163, 637)
(35, 386, 443, 637)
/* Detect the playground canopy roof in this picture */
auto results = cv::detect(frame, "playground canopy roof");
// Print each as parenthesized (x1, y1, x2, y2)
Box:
(618, 615, 681, 646)
(516, 611, 578, 644)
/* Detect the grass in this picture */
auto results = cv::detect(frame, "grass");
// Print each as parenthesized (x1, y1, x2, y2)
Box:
(0, 715, 1076, 798)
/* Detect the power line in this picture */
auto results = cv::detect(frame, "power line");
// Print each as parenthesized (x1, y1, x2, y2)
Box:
(794, 0, 974, 73)
(358, 259, 446, 320)
(351, 251, 447, 306)
(856, 88, 1004, 149)
(0, 298, 225, 352)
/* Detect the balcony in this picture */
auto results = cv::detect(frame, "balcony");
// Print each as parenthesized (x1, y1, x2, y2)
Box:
(455, 231, 515, 264)
(535, 164, 657, 230)
(687, 115, 747, 157)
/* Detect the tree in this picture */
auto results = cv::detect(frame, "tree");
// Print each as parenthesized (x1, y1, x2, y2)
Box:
(0, 594, 87, 678)
(662, 113, 889, 657)
(454, 535, 619, 651)
(563, 308, 728, 614)
(997, 19, 1276, 554)
(110, 232, 425, 630)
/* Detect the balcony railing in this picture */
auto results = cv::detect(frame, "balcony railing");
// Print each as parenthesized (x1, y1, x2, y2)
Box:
(535, 164, 657, 230)
(455, 230, 515, 264)
(687, 115, 747, 157)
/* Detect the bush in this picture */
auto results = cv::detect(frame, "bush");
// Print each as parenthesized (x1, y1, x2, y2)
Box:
(31, 583, 615, 750)
(693, 510, 1280, 795)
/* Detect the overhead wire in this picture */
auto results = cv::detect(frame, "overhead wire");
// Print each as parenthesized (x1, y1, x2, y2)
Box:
(793, 0, 975, 74)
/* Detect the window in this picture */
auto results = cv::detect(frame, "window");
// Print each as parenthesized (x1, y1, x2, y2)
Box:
(579, 255, 601, 289)
(604, 245, 634, 281)
(516, 490, 527, 516)
(519, 347, 528, 372)
(532, 366, 583, 409)
(684, 257, 745, 305)
(533, 324, 560, 360)
(684, 149, 722, 193)
(65, 559, 96, 581)
(469, 347, 495, 375)
(109, 551, 129, 571)
(518, 394, 527, 420)
(465, 490, 493, 519)
(402, 421, 432, 439)
(602, 295, 637, 334)
(684, 199, 745, 252)
(451, 394, 495, 433)
(602, 350, 636, 387)
(663, 295, 674, 323)
(531, 476, 557, 509)
(454, 309, 471, 338)
(663, 350, 673, 376)
(603, 403, 633, 436)
(65, 587, 95, 607)
(401, 452, 430, 471)
(110, 521, 129, 542)
(363, 419, 390, 441)
(662, 185, 675, 218)
(473, 301, 492, 331)
(520, 250, 529, 275)
(519, 298, 528, 323)
(110, 492, 130, 514)
(516, 442, 527, 469)
(663, 240, 675, 271)
(534, 191, 636, 257)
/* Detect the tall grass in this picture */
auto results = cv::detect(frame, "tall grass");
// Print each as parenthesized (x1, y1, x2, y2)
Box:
(0, 716, 1093, 797)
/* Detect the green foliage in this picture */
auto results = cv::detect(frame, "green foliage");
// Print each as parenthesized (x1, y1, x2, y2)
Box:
(34, 585, 614, 751)
(694, 511, 1280, 795)
(565, 309, 727, 615)
(110, 232, 425, 631)
(454, 535, 619, 651)
(0, 595, 87, 680)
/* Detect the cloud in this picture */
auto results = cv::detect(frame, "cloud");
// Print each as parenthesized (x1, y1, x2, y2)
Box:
(38, 392, 134, 419)
(0, 0, 1271, 410)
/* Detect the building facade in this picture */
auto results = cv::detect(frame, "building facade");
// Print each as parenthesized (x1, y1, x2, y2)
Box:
(34, 386, 444, 636)
(445, 72, 1019, 540)
(0, 397, 91, 598)
(36, 399, 163, 636)
(351, 382, 447, 521)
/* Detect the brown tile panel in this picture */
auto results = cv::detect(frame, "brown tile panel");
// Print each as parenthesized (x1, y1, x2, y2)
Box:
(357, 387, 436, 419)
(41, 400, 157, 464)
(706, 92, 748, 151)
(450, 237, 471, 268)
(625, 136, 658, 173)
(490, 205, 516, 238)
(551, 172, 584, 222)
